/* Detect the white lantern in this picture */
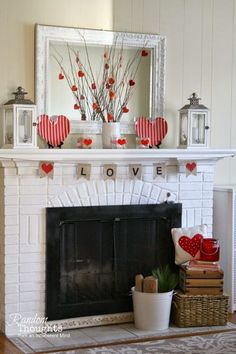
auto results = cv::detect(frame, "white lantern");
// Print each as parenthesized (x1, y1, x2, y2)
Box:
(2, 87, 38, 149)
(178, 93, 210, 148)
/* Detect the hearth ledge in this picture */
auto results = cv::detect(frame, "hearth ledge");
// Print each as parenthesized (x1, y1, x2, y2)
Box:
(47, 312, 134, 331)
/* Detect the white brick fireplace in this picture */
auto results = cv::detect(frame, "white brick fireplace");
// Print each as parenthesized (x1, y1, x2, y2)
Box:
(0, 148, 235, 336)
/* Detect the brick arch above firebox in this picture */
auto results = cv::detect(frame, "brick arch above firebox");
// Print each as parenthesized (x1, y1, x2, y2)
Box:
(48, 179, 178, 208)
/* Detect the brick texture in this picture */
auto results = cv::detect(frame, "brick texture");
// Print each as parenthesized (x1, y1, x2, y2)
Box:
(0, 160, 215, 335)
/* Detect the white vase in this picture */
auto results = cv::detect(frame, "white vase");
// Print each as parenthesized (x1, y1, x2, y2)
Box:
(132, 287, 173, 330)
(102, 122, 120, 149)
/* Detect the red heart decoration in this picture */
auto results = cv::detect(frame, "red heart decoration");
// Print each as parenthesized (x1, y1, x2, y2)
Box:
(129, 79, 135, 86)
(91, 83, 96, 90)
(141, 138, 149, 146)
(78, 70, 84, 78)
(117, 138, 126, 145)
(122, 106, 129, 113)
(109, 91, 115, 100)
(83, 138, 92, 146)
(41, 163, 53, 174)
(58, 73, 64, 80)
(107, 113, 113, 122)
(74, 103, 80, 110)
(37, 115, 71, 147)
(186, 162, 196, 172)
(179, 234, 203, 257)
(108, 77, 115, 85)
(141, 49, 148, 57)
(135, 116, 168, 147)
(71, 85, 77, 91)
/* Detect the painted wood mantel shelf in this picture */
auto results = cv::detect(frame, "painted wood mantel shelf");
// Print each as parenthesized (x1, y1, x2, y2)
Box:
(0, 148, 235, 164)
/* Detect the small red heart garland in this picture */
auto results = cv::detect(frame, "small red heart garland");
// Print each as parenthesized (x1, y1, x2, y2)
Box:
(178, 234, 203, 257)
(117, 138, 126, 146)
(83, 138, 92, 146)
(39, 161, 54, 179)
(41, 163, 54, 174)
(186, 162, 197, 173)
(140, 138, 149, 146)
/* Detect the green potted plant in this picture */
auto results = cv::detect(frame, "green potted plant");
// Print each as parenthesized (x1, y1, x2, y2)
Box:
(132, 265, 178, 330)
(152, 265, 179, 293)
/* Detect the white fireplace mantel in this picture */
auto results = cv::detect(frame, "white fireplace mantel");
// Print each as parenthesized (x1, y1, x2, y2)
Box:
(0, 148, 235, 164)
(1, 147, 236, 336)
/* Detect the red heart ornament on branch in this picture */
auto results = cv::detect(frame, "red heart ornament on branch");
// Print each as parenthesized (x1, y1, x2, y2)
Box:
(71, 85, 78, 91)
(129, 79, 135, 86)
(141, 49, 148, 57)
(41, 163, 53, 174)
(178, 234, 203, 257)
(135, 116, 168, 147)
(37, 115, 71, 147)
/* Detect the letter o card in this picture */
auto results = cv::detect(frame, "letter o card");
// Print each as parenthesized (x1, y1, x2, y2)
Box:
(103, 164, 117, 180)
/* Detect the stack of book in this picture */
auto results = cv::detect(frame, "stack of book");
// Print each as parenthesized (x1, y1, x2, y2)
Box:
(179, 260, 224, 295)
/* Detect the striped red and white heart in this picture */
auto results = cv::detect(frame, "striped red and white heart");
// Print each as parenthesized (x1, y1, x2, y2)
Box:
(135, 116, 168, 147)
(37, 115, 71, 147)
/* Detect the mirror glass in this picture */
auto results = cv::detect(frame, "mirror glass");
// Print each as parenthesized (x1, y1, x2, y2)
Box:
(35, 25, 166, 134)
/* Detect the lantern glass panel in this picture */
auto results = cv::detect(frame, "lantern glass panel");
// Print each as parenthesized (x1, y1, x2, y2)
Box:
(179, 113, 188, 145)
(17, 109, 32, 144)
(4, 108, 13, 145)
(191, 113, 205, 145)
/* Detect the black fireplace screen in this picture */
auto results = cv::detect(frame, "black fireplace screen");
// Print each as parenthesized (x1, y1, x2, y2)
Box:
(46, 203, 182, 320)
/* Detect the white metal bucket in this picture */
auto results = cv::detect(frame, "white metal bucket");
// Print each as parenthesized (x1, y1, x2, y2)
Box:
(132, 287, 173, 330)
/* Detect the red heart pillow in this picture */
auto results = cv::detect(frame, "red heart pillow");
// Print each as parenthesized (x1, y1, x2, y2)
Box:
(37, 115, 71, 147)
(171, 225, 208, 265)
(135, 116, 168, 147)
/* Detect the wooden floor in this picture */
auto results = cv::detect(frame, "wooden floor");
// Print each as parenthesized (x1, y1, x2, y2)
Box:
(0, 313, 236, 354)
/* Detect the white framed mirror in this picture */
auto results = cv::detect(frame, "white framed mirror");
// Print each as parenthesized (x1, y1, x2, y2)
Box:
(35, 24, 166, 135)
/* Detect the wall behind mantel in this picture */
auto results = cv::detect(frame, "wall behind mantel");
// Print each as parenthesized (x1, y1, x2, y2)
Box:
(114, 0, 236, 184)
(1, 0, 236, 184)
(0, 0, 113, 103)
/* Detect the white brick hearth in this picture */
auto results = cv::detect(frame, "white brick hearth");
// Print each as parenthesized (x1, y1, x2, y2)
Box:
(0, 148, 235, 335)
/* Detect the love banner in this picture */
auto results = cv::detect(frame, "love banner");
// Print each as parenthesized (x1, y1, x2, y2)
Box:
(77, 164, 91, 180)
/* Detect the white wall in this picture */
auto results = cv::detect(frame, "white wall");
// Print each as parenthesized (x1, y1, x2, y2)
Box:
(1, 0, 236, 183)
(0, 0, 113, 104)
(114, 0, 236, 184)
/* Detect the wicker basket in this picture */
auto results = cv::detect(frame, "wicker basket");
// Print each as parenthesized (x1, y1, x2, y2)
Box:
(171, 291, 229, 327)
